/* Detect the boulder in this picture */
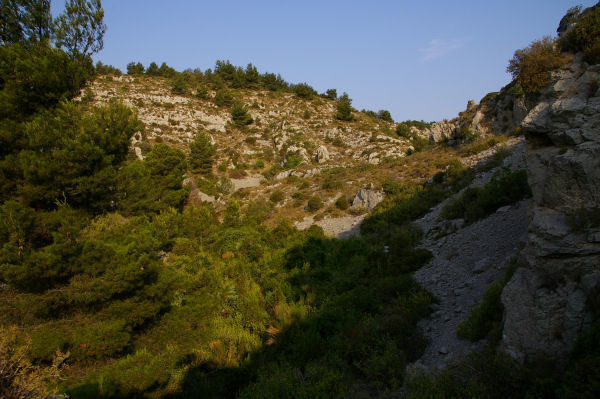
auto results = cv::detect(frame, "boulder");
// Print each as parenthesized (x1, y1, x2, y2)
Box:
(351, 187, 384, 212)
(315, 145, 329, 163)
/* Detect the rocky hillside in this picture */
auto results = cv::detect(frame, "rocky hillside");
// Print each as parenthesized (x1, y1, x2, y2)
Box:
(85, 74, 496, 229)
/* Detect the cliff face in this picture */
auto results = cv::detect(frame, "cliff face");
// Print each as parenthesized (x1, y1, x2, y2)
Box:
(501, 55, 600, 361)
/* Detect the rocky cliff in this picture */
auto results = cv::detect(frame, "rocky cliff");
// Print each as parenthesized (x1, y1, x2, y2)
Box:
(414, 85, 528, 144)
(501, 54, 600, 361)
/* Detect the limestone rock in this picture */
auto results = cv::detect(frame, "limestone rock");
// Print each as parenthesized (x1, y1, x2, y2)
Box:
(351, 187, 384, 212)
(315, 145, 329, 163)
(501, 57, 600, 361)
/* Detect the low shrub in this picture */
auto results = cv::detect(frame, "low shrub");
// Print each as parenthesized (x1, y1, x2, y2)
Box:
(269, 190, 285, 203)
(335, 196, 350, 210)
(442, 169, 531, 223)
(307, 196, 323, 211)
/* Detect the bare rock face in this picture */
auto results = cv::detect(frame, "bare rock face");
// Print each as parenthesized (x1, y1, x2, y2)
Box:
(501, 57, 600, 361)
(351, 187, 384, 212)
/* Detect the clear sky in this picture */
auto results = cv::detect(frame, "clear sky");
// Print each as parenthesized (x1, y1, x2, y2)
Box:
(52, 0, 598, 122)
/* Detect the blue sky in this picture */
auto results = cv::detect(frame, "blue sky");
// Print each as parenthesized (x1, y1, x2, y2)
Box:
(53, 0, 598, 122)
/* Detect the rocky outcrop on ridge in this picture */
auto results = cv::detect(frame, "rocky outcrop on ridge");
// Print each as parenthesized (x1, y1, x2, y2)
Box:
(413, 89, 528, 144)
(501, 55, 600, 361)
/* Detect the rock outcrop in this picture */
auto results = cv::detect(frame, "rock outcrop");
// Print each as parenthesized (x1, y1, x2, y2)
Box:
(351, 187, 384, 212)
(315, 145, 329, 163)
(501, 56, 600, 361)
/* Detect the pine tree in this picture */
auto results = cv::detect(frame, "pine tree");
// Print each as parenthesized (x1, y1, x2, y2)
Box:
(335, 92, 353, 121)
(189, 131, 215, 175)
(231, 101, 253, 127)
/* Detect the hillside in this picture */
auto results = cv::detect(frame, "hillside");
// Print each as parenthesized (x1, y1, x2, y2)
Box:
(1, 2, 599, 399)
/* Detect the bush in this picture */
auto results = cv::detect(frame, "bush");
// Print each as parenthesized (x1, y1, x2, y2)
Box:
(442, 169, 532, 223)
(335, 93, 353, 121)
(307, 196, 322, 211)
(231, 102, 253, 126)
(195, 85, 208, 99)
(507, 36, 571, 94)
(377, 110, 393, 122)
(214, 89, 234, 107)
(269, 190, 285, 203)
(293, 83, 317, 99)
(559, 4, 600, 64)
(126, 61, 144, 75)
(335, 196, 349, 210)
(171, 74, 190, 95)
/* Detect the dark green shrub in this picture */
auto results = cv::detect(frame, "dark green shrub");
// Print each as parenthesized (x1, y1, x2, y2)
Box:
(253, 160, 264, 169)
(411, 135, 430, 152)
(293, 83, 317, 99)
(195, 85, 208, 99)
(284, 154, 302, 169)
(171, 74, 189, 95)
(335, 93, 353, 121)
(456, 283, 504, 342)
(325, 88, 337, 100)
(189, 131, 215, 175)
(396, 123, 412, 138)
(126, 61, 144, 75)
(214, 89, 234, 107)
(231, 101, 254, 126)
(269, 190, 285, 203)
(377, 110, 393, 122)
(335, 196, 349, 210)
(559, 4, 600, 64)
(307, 196, 322, 211)
(442, 169, 532, 223)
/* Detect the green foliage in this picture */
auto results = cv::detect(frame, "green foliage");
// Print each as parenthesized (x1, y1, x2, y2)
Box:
(145, 61, 159, 76)
(442, 169, 532, 224)
(293, 83, 317, 99)
(54, 0, 106, 57)
(214, 89, 234, 107)
(507, 36, 571, 94)
(307, 196, 323, 211)
(0, 0, 53, 45)
(335, 92, 353, 121)
(284, 153, 302, 169)
(231, 101, 254, 126)
(335, 196, 349, 210)
(396, 123, 412, 139)
(117, 144, 189, 215)
(12, 100, 141, 211)
(377, 109, 393, 122)
(269, 190, 285, 203)
(559, 4, 600, 64)
(170, 73, 189, 95)
(126, 61, 144, 75)
(456, 265, 515, 343)
(0, 43, 93, 119)
(189, 131, 215, 175)
(195, 84, 209, 99)
(324, 88, 337, 100)
(95, 61, 121, 75)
